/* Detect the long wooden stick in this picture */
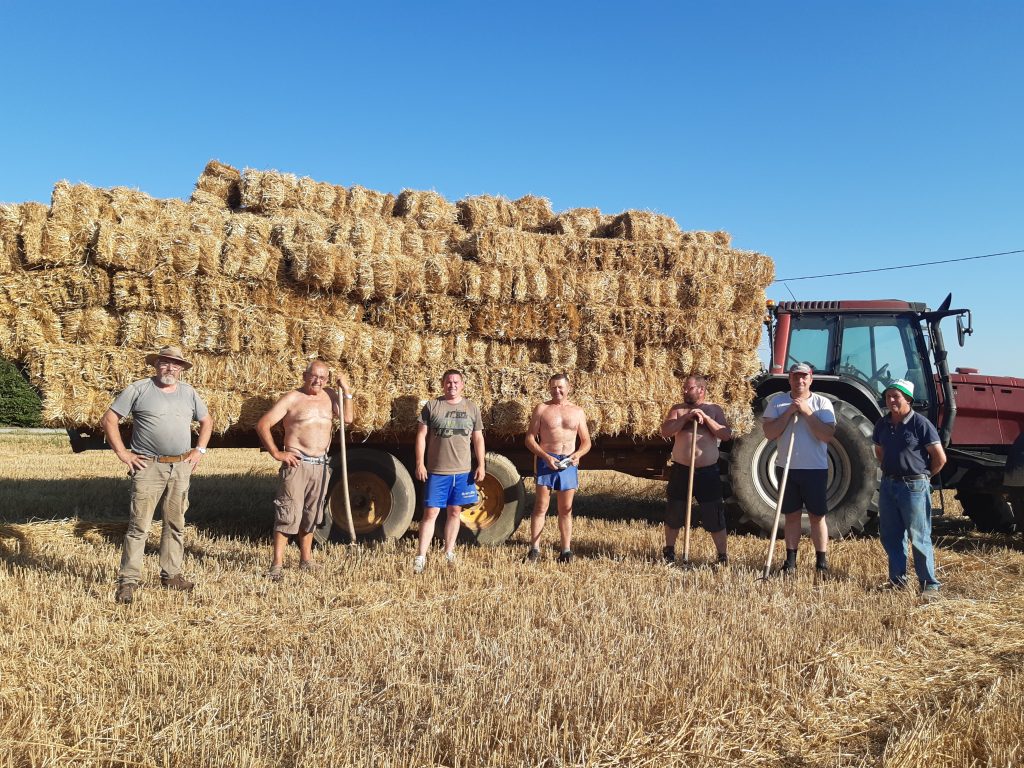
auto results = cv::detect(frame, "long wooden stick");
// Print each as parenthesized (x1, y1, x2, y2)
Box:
(682, 419, 698, 564)
(337, 403, 356, 545)
(763, 415, 797, 579)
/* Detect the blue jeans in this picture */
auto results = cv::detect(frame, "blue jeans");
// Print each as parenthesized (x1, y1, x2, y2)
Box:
(878, 477, 940, 590)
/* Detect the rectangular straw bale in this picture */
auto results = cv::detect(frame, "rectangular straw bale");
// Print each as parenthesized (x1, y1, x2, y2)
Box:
(347, 186, 396, 218)
(12, 203, 48, 268)
(60, 307, 118, 346)
(422, 253, 461, 295)
(296, 177, 339, 218)
(2, 266, 112, 312)
(37, 182, 109, 266)
(513, 194, 554, 231)
(573, 237, 620, 271)
(423, 296, 471, 334)
(94, 220, 158, 272)
(117, 311, 182, 348)
(541, 208, 604, 238)
(0, 204, 22, 273)
(191, 160, 242, 210)
(577, 271, 620, 305)
(394, 189, 458, 229)
(222, 213, 282, 278)
(107, 186, 169, 225)
(111, 269, 198, 314)
(468, 228, 544, 265)
(240, 169, 300, 214)
(457, 195, 521, 231)
(12, 306, 63, 354)
(605, 210, 681, 247)
(361, 299, 423, 332)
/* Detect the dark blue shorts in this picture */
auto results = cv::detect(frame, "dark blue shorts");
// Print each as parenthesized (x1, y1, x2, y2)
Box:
(424, 471, 479, 509)
(535, 454, 579, 491)
(775, 467, 828, 517)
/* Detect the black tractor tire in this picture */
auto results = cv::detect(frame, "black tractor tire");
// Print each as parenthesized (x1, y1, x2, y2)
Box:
(727, 396, 879, 538)
(314, 448, 415, 544)
(956, 491, 1017, 534)
(458, 452, 527, 546)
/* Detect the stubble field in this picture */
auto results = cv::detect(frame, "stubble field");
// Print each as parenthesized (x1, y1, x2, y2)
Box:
(1, 434, 1022, 767)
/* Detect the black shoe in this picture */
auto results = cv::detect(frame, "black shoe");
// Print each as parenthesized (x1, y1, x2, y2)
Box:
(715, 554, 729, 568)
(779, 562, 797, 577)
(662, 546, 676, 565)
(115, 582, 136, 604)
(815, 564, 830, 574)
(557, 550, 574, 564)
(525, 548, 541, 563)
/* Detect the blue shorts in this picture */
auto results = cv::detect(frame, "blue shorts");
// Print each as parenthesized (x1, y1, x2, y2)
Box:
(424, 471, 479, 509)
(535, 454, 579, 492)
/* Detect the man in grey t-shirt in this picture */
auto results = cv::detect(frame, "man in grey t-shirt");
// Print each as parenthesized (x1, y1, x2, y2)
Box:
(101, 345, 213, 604)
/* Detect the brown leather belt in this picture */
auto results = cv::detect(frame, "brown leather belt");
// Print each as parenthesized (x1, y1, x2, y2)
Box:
(154, 452, 192, 464)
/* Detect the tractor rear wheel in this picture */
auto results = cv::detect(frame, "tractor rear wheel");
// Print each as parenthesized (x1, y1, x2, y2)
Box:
(728, 396, 879, 537)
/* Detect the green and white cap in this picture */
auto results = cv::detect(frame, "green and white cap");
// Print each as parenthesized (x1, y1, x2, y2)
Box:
(885, 379, 914, 401)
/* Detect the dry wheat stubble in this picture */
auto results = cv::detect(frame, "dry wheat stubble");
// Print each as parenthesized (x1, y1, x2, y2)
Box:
(0, 435, 1022, 767)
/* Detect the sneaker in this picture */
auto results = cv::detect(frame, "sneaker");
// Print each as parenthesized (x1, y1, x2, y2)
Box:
(920, 588, 942, 603)
(875, 580, 906, 592)
(557, 550, 574, 564)
(267, 565, 283, 582)
(160, 573, 195, 592)
(525, 548, 541, 563)
(413, 555, 426, 574)
(115, 582, 136, 604)
(444, 551, 457, 564)
(662, 546, 676, 565)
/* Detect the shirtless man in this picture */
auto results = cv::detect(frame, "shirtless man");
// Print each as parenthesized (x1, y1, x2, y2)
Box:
(256, 360, 353, 580)
(660, 375, 732, 565)
(524, 373, 592, 563)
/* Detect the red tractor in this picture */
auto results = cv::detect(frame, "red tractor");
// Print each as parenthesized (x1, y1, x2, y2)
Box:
(727, 294, 1024, 537)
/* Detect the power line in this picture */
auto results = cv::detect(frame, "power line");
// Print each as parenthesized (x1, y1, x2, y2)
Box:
(773, 248, 1024, 283)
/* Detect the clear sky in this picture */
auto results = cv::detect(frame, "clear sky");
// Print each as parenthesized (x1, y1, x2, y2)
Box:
(2, 1, 1021, 376)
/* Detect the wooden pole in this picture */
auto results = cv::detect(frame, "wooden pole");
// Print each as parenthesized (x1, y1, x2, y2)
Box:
(763, 415, 797, 579)
(681, 419, 698, 564)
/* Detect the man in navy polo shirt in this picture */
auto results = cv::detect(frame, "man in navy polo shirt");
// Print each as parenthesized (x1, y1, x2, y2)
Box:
(872, 379, 946, 597)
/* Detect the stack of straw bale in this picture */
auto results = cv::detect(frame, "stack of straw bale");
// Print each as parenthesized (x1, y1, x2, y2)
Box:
(0, 161, 773, 438)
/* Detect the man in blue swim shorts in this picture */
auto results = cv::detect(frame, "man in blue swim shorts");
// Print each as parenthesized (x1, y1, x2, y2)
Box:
(524, 373, 592, 563)
(413, 369, 486, 574)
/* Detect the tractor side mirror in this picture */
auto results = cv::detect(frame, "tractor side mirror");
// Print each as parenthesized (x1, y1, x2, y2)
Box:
(956, 311, 973, 347)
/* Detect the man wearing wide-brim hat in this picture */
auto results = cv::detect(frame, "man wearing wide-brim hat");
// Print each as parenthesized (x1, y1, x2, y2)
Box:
(101, 344, 213, 605)
(871, 379, 946, 600)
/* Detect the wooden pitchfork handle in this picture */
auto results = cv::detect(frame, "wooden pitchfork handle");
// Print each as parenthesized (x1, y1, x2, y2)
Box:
(682, 418, 698, 563)
(763, 414, 797, 579)
(337, 400, 357, 545)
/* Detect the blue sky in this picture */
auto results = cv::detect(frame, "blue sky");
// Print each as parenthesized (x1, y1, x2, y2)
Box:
(2, 1, 1021, 375)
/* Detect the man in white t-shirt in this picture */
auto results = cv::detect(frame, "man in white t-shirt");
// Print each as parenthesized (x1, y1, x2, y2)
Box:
(761, 363, 837, 574)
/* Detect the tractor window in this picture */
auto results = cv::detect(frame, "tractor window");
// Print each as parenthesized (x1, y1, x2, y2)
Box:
(786, 316, 836, 373)
(839, 317, 923, 398)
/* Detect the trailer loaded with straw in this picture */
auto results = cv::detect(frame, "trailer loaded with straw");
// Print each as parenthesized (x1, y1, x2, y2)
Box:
(0, 161, 775, 544)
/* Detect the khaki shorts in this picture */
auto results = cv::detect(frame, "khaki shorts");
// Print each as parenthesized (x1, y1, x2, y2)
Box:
(273, 460, 331, 535)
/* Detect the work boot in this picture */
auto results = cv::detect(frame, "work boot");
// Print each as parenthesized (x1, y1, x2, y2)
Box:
(715, 553, 729, 568)
(161, 573, 195, 592)
(525, 547, 541, 563)
(662, 546, 676, 565)
(557, 550, 574, 564)
(115, 582, 137, 604)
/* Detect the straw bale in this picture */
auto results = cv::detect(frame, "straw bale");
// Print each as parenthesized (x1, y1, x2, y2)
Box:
(469, 228, 544, 265)
(94, 221, 158, 272)
(578, 271, 620, 305)
(240, 169, 300, 214)
(543, 207, 604, 238)
(679, 230, 731, 249)
(362, 299, 424, 332)
(60, 307, 118, 346)
(424, 296, 472, 334)
(461, 262, 483, 302)
(11, 306, 62, 356)
(222, 213, 282, 278)
(471, 303, 580, 341)
(16, 202, 48, 267)
(574, 237, 620, 271)
(394, 189, 458, 229)
(191, 160, 242, 209)
(457, 195, 521, 231)
(605, 210, 681, 247)
(37, 182, 109, 267)
(2, 266, 112, 312)
(422, 253, 459, 295)
(116, 311, 182, 348)
(546, 340, 578, 370)
(296, 177, 339, 218)
(347, 186, 396, 218)
(420, 335, 445, 368)
(513, 195, 554, 231)
(0, 204, 22, 273)
(613, 240, 674, 273)
(111, 270, 199, 315)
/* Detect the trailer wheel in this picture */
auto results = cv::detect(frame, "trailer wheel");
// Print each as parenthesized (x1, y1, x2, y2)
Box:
(728, 397, 879, 537)
(956, 491, 1017, 534)
(314, 448, 415, 544)
(458, 452, 527, 546)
